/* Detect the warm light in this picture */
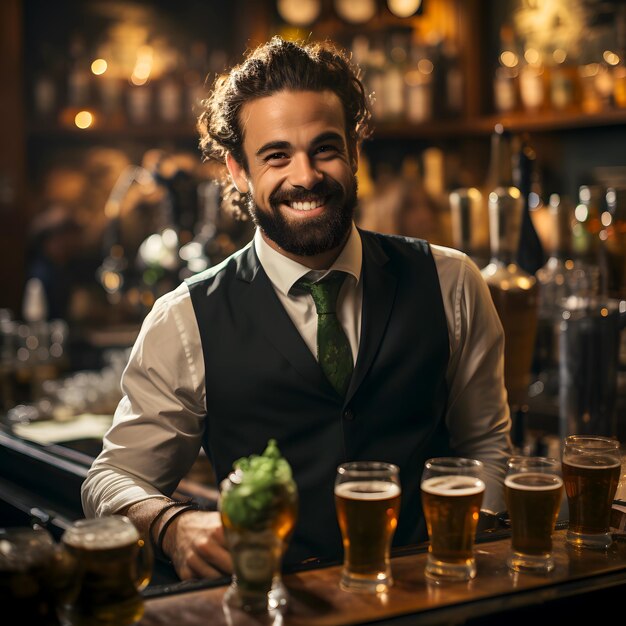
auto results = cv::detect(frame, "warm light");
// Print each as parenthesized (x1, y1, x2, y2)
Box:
(131, 45, 153, 85)
(553, 49, 567, 64)
(518, 276, 534, 290)
(91, 58, 108, 75)
(334, 0, 377, 24)
(102, 271, 122, 293)
(565, 259, 574, 270)
(524, 48, 541, 65)
(601, 211, 612, 227)
(509, 187, 521, 199)
(417, 59, 434, 74)
(600, 307, 609, 317)
(500, 51, 519, 68)
(580, 63, 599, 78)
(387, 0, 422, 18)
(574, 203, 588, 222)
(603, 51, 620, 66)
(74, 110, 93, 129)
(277, 0, 321, 26)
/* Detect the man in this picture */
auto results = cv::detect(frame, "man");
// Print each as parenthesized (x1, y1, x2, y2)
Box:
(82, 37, 512, 581)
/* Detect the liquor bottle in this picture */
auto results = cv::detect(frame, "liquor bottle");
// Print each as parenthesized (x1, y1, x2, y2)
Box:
(533, 194, 577, 399)
(184, 40, 209, 123)
(493, 24, 519, 114)
(480, 125, 539, 449)
(405, 40, 434, 124)
(513, 133, 546, 275)
(156, 49, 184, 124)
(604, 186, 626, 299)
(383, 29, 409, 123)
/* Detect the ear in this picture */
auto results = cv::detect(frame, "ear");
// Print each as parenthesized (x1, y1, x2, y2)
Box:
(226, 153, 250, 194)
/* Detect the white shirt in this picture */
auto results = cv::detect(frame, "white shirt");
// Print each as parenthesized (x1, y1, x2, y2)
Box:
(82, 225, 512, 517)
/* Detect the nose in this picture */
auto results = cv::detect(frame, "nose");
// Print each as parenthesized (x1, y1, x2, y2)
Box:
(289, 153, 324, 189)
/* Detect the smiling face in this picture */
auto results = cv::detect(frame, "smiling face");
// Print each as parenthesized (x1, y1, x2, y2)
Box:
(226, 89, 358, 268)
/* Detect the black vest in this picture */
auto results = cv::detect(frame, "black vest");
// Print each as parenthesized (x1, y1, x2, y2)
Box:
(187, 230, 450, 564)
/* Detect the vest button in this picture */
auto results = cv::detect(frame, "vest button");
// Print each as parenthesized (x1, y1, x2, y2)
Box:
(343, 408, 355, 421)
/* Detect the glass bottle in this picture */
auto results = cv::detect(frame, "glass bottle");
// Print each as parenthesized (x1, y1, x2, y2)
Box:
(493, 24, 520, 114)
(513, 133, 546, 276)
(603, 186, 626, 299)
(481, 125, 539, 449)
(533, 194, 577, 401)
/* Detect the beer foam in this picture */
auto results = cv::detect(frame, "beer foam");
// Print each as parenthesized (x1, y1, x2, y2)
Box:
(334, 481, 401, 500)
(563, 456, 621, 470)
(63, 516, 139, 549)
(505, 473, 563, 491)
(421, 475, 485, 496)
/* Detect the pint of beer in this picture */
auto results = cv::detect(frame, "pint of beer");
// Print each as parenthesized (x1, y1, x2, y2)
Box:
(562, 435, 621, 549)
(420, 457, 484, 582)
(57, 515, 152, 626)
(334, 461, 401, 593)
(0, 527, 67, 625)
(504, 456, 563, 573)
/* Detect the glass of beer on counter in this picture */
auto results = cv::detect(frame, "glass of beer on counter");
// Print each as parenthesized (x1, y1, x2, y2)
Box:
(562, 434, 621, 549)
(421, 457, 485, 582)
(334, 461, 401, 593)
(57, 515, 152, 626)
(0, 526, 68, 625)
(505, 456, 563, 573)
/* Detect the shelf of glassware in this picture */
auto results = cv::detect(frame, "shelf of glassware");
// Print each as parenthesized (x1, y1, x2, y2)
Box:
(374, 106, 626, 139)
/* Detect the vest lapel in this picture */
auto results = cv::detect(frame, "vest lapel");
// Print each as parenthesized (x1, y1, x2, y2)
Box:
(346, 231, 398, 403)
(237, 245, 336, 397)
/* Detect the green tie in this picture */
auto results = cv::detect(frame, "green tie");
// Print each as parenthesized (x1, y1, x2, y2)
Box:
(298, 272, 354, 397)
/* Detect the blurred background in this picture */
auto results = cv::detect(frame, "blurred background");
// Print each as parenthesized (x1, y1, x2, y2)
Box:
(0, 0, 625, 456)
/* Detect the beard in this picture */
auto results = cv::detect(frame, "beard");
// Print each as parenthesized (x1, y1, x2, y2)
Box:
(245, 175, 358, 257)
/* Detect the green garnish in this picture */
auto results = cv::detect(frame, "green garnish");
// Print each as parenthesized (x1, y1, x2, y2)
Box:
(221, 439, 294, 528)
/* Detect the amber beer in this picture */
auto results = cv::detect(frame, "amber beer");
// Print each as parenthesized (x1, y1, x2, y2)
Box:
(335, 481, 401, 576)
(335, 461, 401, 592)
(421, 475, 485, 564)
(0, 527, 62, 625)
(562, 435, 622, 549)
(58, 516, 152, 626)
(505, 473, 563, 555)
(562, 458, 620, 534)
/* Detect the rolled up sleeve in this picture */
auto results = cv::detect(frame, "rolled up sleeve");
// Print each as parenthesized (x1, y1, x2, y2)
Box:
(81, 282, 207, 517)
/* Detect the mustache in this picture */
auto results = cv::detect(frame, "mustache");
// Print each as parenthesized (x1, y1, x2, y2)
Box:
(270, 178, 343, 205)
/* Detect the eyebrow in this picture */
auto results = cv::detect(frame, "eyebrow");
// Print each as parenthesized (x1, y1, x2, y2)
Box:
(255, 131, 346, 157)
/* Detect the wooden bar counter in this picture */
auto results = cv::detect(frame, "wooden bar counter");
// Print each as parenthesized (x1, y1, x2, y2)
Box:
(138, 529, 626, 626)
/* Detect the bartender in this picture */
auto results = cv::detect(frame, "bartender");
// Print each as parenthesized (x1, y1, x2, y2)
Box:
(81, 36, 512, 581)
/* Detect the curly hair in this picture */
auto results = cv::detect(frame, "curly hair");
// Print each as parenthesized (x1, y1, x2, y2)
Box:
(197, 36, 373, 169)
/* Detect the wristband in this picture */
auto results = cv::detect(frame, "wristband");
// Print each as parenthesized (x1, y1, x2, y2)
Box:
(149, 499, 198, 563)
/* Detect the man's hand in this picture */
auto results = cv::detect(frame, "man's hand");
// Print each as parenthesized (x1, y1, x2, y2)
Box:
(123, 499, 233, 581)
(163, 509, 232, 580)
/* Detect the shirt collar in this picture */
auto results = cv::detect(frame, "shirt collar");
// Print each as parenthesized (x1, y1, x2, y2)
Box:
(254, 222, 362, 296)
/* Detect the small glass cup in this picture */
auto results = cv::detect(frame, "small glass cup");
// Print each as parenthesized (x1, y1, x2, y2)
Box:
(505, 456, 563, 573)
(562, 434, 621, 549)
(0, 526, 65, 624)
(58, 515, 152, 626)
(421, 457, 485, 582)
(334, 461, 401, 593)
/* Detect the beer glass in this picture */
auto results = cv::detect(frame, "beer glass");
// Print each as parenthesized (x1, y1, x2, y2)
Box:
(57, 515, 152, 626)
(421, 457, 485, 582)
(504, 456, 563, 573)
(334, 461, 401, 593)
(0, 526, 69, 625)
(562, 434, 621, 549)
